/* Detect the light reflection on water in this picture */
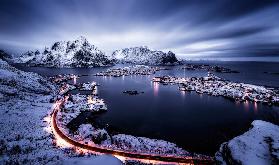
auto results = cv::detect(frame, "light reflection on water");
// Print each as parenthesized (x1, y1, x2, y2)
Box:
(14, 62, 279, 155)
(254, 102, 258, 114)
(153, 82, 159, 97)
(180, 91, 186, 98)
(244, 100, 250, 112)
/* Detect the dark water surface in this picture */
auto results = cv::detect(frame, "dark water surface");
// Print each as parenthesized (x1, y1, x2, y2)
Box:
(15, 62, 279, 155)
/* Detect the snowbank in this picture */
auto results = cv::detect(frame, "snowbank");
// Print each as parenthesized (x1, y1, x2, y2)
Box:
(110, 134, 190, 156)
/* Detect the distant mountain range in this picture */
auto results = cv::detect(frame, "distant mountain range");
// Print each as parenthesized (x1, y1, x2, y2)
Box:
(10, 36, 179, 67)
(111, 46, 178, 65)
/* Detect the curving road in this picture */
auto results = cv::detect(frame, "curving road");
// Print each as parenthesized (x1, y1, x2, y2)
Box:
(51, 100, 214, 164)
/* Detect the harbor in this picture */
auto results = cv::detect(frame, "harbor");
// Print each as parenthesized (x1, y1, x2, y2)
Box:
(152, 72, 279, 105)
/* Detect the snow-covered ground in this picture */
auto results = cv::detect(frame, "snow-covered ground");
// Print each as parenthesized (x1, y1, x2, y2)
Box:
(215, 120, 279, 165)
(80, 82, 97, 91)
(2, 58, 279, 164)
(153, 73, 279, 105)
(95, 65, 161, 77)
(72, 124, 193, 157)
(0, 59, 122, 164)
(110, 134, 191, 156)
(0, 59, 64, 164)
(52, 77, 198, 158)
(58, 94, 107, 130)
(63, 155, 123, 165)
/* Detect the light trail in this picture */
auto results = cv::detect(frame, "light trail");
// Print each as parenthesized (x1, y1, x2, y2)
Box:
(50, 98, 214, 164)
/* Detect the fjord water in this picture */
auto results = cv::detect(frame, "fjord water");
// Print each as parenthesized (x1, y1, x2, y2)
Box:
(16, 61, 279, 155)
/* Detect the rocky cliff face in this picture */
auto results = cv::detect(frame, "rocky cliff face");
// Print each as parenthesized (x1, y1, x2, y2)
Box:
(14, 36, 112, 67)
(111, 46, 179, 65)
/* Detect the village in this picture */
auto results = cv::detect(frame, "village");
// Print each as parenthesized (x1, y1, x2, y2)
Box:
(95, 65, 165, 77)
(153, 72, 279, 105)
(45, 70, 279, 164)
(49, 74, 107, 130)
(46, 73, 208, 159)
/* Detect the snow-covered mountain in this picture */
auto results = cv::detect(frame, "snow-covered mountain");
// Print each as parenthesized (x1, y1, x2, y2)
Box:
(111, 46, 179, 65)
(14, 36, 112, 67)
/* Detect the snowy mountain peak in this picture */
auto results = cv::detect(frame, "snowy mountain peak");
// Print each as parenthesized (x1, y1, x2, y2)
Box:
(112, 46, 179, 65)
(75, 36, 88, 43)
(15, 37, 112, 67)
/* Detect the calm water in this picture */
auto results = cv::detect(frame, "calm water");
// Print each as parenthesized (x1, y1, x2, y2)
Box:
(15, 61, 279, 155)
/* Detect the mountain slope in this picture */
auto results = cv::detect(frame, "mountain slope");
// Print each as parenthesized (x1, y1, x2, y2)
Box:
(111, 46, 179, 65)
(15, 36, 112, 67)
(0, 50, 12, 62)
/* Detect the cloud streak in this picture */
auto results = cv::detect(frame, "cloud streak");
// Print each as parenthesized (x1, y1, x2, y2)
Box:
(0, 0, 279, 60)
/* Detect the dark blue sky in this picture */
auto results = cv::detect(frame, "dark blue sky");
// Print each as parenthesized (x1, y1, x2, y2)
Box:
(1, 0, 279, 60)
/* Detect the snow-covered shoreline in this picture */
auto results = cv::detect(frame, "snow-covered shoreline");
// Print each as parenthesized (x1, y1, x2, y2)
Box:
(152, 73, 279, 106)
(0, 59, 122, 164)
(215, 120, 279, 165)
(95, 65, 162, 77)
(1, 60, 279, 164)
(53, 79, 198, 159)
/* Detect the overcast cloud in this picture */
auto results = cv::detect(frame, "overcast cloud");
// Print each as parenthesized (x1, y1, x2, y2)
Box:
(0, 0, 279, 60)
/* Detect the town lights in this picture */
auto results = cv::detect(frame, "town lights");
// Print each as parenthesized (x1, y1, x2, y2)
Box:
(87, 95, 96, 104)
(73, 75, 77, 85)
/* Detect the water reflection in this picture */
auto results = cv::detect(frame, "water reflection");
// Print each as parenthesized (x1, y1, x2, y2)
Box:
(153, 82, 159, 97)
(16, 62, 279, 155)
(180, 91, 186, 98)
(244, 100, 250, 112)
(73, 75, 77, 85)
(253, 102, 258, 114)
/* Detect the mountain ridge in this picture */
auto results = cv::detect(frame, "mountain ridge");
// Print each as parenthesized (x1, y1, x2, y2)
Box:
(111, 46, 179, 65)
(14, 36, 112, 67)
(13, 37, 179, 67)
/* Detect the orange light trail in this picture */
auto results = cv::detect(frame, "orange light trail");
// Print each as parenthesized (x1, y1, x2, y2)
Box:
(48, 98, 214, 165)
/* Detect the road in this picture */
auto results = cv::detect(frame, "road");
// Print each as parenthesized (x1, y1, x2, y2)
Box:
(51, 99, 214, 164)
